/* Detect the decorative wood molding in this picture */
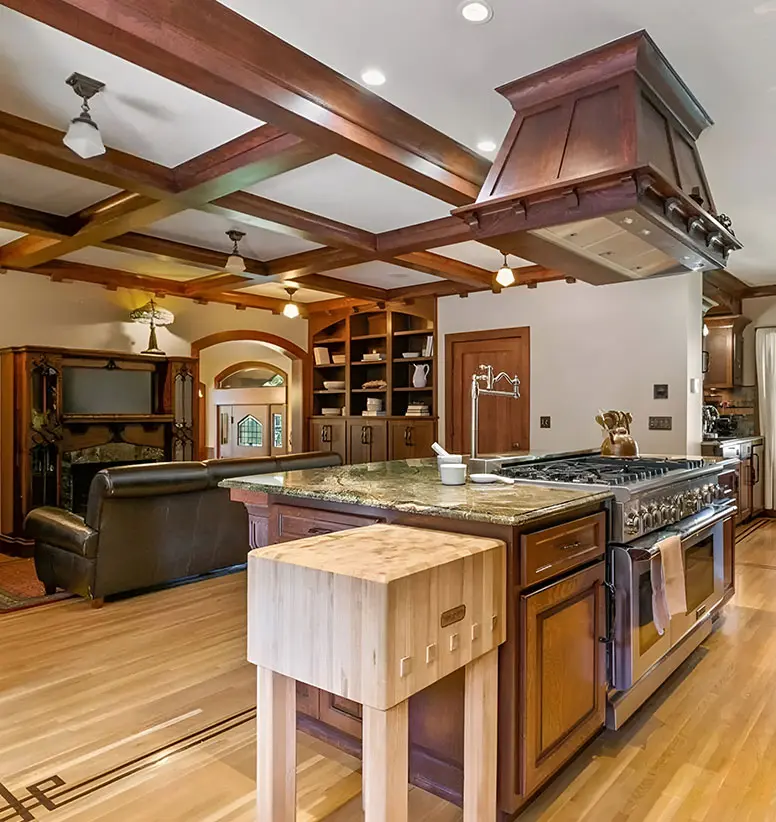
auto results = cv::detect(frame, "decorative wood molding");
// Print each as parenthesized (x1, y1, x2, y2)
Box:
(213, 360, 288, 387)
(4, 0, 488, 205)
(190, 331, 307, 360)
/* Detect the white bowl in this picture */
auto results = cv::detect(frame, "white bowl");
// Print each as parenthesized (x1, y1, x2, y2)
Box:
(402, 352, 421, 359)
(439, 463, 467, 486)
(323, 381, 345, 390)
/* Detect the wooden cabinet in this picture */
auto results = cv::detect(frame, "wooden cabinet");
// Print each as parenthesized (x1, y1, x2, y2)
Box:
(704, 316, 750, 388)
(309, 418, 347, 463)
(347, 419, 388, 464)
(388, 419, 436, 460)
(296, 681, 320, 719)
(318, 692, 364, 739)
(520, 562, 606, 796)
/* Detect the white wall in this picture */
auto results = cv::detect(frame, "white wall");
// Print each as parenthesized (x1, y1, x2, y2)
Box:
(0, 269, 307, 354)
(438, 272, 703, 456)
(742, 296, 776, 386)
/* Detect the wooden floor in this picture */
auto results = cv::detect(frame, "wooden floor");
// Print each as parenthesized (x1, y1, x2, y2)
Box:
(3, 520, 776, 821)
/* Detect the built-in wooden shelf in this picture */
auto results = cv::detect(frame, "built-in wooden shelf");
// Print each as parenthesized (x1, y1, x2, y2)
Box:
(313, 390, 346, 395)
(393, 387, 433, 393)
(351, 333, 387, 341)
(63, 413, 175, 424)
(313, 363, 346, 369)
(315, 336, 346, 344)
(393, 356, 433, 363)
(352, 360, 386, 366)
(393, 329, 433, 337)
(351, 388, 387, 393)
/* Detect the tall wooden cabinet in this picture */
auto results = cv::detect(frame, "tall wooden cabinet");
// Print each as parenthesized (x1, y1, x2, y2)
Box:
(704, 316, 750, 388)
(308, 300, 437, 464)
(0, 346, 198, 552)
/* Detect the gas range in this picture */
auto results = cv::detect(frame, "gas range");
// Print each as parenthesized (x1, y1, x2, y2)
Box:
(491, 453, 736, 542)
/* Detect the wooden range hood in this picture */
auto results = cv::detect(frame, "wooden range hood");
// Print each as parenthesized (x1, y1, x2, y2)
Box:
(453, 31, 742, 285)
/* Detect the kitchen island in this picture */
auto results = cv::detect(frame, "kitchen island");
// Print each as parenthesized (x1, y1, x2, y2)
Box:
(223, 458, 613, 819)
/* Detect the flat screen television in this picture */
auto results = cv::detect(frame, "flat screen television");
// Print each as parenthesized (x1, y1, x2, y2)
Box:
(62, 366, 154, 415)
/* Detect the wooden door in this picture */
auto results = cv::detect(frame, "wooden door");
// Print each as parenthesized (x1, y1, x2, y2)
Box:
(347, 419, 387, 464)
(520, 562, 606, 796)
(446, 328, 530, 456)
(388, 419, 436, 460)
(309, 419, 347, 463)
(223, 404, 271, 458)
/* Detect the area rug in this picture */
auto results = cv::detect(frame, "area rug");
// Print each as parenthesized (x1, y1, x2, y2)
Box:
(0, 556, 72, 613)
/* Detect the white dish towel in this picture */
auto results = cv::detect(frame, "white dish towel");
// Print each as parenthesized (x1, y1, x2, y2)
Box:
(650, 535, 687, 636)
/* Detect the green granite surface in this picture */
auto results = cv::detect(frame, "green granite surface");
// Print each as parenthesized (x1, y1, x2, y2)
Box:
(220, 458, 612, 527)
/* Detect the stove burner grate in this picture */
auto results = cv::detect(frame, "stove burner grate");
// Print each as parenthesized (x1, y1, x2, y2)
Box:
(499, 456, 704, 486)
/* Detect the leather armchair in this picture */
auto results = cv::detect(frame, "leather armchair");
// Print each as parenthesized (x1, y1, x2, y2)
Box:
(26, 451, 342, 605)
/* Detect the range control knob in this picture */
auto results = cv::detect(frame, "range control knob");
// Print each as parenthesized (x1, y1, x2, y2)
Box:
(624, 512, 640, 535)
(640, 507, 652, 530)
(660, 503, 673, 524)
(649, 503, 661, 527)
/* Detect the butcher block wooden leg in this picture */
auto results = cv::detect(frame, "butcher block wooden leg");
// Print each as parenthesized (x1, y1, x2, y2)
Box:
(256, 666, 296, 822)
(362, 701, 409, 822)
(464, 648, 499, 822)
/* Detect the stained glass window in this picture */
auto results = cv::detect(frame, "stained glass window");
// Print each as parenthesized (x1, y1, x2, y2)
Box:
(237, 415, 263, 447)
(273, 413, 283, 449)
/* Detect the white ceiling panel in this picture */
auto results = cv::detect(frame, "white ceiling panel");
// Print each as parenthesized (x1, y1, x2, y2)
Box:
(61, 247, 207, 281)
(221, 0, 776, 285)
(241, 282, 337, 303)
(0, 5, 261, 167)
(325, 261, 440, 288)
(0, 228, 24, 246)
(436, 241, 534, 271)
(0, 155, 119, 215)
(143, 209, 321, 261)
(248, 156, 450, 232)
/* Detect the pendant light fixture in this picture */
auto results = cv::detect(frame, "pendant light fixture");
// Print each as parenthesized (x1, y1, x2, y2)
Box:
(224, 229, 247, 273)
(495, 253, 516, 288)
(63, 72, 106, 159)
(282, 285, 300, 319)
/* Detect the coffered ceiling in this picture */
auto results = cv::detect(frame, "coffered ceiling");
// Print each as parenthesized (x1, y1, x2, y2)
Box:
(0, 0, 772, 317)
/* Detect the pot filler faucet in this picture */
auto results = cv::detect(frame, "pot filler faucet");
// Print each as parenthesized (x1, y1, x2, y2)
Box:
(470, 364, 521, 459)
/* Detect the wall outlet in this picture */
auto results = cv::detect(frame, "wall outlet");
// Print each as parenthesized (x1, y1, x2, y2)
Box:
(649, 416, 673, 431)
(540, 416, 551, 429)
(653, 384, 669, 399)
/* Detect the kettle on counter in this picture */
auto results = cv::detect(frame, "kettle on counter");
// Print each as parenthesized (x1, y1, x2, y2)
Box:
(596, 410, 639, 457)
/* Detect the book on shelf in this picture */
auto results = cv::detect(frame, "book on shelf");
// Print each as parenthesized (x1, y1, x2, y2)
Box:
(422, 335, 434, 357)
(362, 410, 387, 416)
(313, 346, 331, 365)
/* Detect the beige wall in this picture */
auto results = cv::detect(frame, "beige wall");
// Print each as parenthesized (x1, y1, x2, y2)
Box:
(438, 272, 704, 456)
(0, 269, 308, 354)
(742, 296, 776, 387)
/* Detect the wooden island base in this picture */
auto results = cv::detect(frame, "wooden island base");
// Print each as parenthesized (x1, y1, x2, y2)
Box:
(230, 484, 610, 819)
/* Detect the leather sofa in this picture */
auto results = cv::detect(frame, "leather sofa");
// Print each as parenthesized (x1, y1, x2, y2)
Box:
(25, 452, 341, 606)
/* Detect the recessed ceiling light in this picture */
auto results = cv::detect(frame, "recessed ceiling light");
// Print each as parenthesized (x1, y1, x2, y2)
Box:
(477, 139, 497, 153)
(361, 68, 386, 87)
(459, 1, 493, 23)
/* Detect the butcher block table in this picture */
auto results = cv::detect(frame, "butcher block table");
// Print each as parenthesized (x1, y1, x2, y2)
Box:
(248, 523, 507, 822)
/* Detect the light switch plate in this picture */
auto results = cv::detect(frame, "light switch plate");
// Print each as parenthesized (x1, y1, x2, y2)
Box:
(690, 377, 700, 394)
(653, 384, 669, 399)
(649, 416, 673, 431)
(540, 416, 551, 429)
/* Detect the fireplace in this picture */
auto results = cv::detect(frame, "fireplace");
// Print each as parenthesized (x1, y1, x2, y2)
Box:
(62, 443, 166, 516)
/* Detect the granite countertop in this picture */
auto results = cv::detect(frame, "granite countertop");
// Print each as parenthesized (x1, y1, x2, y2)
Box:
(220, 458, 612, 527)
(702, 436, 763, 446)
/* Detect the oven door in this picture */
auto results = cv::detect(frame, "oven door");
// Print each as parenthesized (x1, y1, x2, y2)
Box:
(668, 517, 725, 645)
(611, 544, 672, 691)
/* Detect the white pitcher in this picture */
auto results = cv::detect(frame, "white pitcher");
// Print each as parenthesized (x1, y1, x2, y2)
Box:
(412, 363, 430, 388)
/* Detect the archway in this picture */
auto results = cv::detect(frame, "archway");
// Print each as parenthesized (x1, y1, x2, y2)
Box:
(190, 331, 308, 456)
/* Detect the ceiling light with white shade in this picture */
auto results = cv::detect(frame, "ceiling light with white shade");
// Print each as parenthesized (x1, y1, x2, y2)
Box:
(62, 72, 106, 159)
(495, 253, 516, 287)
(477, 139, 497, 153)
(282, 286, 301, 319)
(224, 229, 247, 273)
(361, 68, 386, 87)
(459, 1, 493, 23)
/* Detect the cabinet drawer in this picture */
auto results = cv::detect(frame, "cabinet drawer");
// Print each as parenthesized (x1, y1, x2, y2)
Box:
(521, 512, 606, 586)
(275, 504, 381, 543)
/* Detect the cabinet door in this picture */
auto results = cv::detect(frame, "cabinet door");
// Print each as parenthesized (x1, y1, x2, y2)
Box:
(753, 443, 765, 515)
(296, 681, 320, 719)
(520, 562, 606, 797)
(347, 420, 387, 464)
(310, 419, 347, 463)
(318, 692, 363, 739)
(388, 419, 436, 460)
(704, 325, 733, 387)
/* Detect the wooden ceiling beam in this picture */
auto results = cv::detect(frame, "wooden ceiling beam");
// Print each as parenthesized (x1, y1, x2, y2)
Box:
(293, 274, 388, 302)
(391, 251, 493, 288)
(205, 191, 376, 252)
(0, 201, 71, 239)
(6, 0, 488, 206)
(305, 297, 378, 314)
(0, 121, 324, 269)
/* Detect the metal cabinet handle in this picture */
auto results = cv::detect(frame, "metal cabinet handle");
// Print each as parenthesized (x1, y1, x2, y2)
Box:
(599, 580, 616, 644)
(559, 540, 583, 552)
(307, 526, 334, 536)
(404, 426, 413, 446)
(753, 452, 760, 485)
(320, 425, 330, 444)
(360, 426, 367, 445)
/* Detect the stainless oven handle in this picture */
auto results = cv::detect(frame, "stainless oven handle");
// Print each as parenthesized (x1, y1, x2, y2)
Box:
(598, 580, 616, 644)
